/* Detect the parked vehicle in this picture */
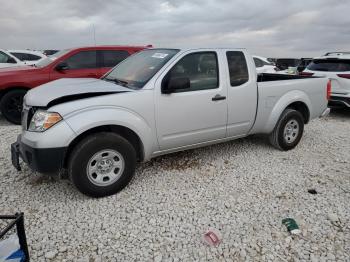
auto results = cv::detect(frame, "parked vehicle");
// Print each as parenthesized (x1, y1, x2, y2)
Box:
(275, 58, 301, 70)
(267, 58, 277, 64)
(8, 50, 47, 65)
(11, 48, 330, 197)
(296, 58, 312, 74)
(275, 58, 301, 74)
(0, 49, 24, 68)
(42, 50, 59, 56)
(302, 52, 350, 108)
(0, 45, 149, 124)
(253, 55, 277, 74)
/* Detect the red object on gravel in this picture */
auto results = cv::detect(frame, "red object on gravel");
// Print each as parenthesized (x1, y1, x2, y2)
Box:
(203, 229, 221, 246)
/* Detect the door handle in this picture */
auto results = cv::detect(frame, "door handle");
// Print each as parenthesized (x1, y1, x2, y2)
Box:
(212, 94, 226, 101)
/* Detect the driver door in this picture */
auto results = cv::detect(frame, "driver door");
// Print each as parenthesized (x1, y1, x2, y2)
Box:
(155, 51, 228, 150)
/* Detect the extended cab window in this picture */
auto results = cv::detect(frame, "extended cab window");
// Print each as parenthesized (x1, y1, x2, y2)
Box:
(64, 51, 97, 69)
(167, 52, 219, 92)
(226, 51, 249, 86)
(307, 59, 350, 72)
(100, 50, 130, 67)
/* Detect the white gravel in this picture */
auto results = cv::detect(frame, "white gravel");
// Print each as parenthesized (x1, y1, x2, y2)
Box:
(0, 110, 349, 261)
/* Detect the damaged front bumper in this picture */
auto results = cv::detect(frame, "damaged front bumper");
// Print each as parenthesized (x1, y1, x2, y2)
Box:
(11, 135, 67, 174)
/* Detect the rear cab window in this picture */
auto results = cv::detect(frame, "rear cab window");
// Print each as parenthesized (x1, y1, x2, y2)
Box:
(226, 51, 249, 86)
(307, 59, 350, 72)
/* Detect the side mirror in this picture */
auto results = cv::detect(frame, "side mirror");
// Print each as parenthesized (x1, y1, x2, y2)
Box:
(162, 76, 190, 94)
(7, 57, 17, 64)
(55, 62, 69, 71)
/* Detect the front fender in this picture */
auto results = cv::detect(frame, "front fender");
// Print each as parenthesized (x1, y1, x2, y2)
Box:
(263, 90, 312, 133)
(64, 106, 156, 160)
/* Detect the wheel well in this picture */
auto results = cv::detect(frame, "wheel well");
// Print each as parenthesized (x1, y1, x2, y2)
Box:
(0, 87, 29, 101)
(63, 125, 144, 168)
(286, 101, 310, 123)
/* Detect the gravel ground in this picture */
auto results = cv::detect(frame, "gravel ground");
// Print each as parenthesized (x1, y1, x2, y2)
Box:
(0, 110, 349, 261)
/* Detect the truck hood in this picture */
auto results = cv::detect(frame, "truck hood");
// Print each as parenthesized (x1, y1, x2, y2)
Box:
(25, 78, 132, 107)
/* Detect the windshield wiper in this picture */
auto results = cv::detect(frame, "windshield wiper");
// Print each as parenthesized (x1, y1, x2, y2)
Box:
(104, 77, 129, 87)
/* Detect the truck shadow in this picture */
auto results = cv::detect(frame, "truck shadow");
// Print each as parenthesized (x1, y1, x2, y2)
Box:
(329, 108, 350, 119)
(143, 134, 269, 172)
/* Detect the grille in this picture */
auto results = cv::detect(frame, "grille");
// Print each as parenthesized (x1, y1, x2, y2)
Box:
(21, 108, 28, 130)
(21, 107, 35, 130)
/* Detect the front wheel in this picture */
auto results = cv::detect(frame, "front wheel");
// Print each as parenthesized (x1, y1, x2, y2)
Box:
(68, 132, 137, 197)
(269, 109, 304, 151)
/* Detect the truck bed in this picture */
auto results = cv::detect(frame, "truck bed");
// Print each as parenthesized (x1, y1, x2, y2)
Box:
(257, 73, 317, 82)
(250, 75, 329, 134)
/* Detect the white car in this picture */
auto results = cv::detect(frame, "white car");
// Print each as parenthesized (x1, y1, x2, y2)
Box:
(0, 49, 24, 68)
(8, 50, 46, 66)
(253, 55, 277, 74)
(302, 52, 350, 108)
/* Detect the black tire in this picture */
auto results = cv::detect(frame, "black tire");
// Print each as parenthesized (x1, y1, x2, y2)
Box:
(68, 132, 137, 197)
(0, 89, 27, 125)
(269, 109, 304, 151)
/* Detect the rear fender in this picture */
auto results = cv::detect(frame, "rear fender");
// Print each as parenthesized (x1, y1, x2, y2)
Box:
(263, 90, 311, 133)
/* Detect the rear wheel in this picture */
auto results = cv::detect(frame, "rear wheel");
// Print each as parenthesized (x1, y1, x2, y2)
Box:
(269, 109, 304, 151)
(0, 89, 27, 125)
(68, 132, 137, 197)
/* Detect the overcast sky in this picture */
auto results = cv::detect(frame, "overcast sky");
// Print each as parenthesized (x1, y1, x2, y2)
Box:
(1, 0, 349, 57)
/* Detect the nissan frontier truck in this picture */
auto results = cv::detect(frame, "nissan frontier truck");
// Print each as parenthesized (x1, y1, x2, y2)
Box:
(11, 48, 331, 197)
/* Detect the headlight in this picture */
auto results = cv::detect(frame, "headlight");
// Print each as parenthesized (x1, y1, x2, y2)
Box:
(28, 110, 62, 132)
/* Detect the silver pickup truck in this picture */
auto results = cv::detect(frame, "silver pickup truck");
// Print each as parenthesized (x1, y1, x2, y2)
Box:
(11, 48, 331, 197)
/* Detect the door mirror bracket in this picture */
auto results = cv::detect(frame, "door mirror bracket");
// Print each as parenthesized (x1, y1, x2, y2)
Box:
(162, 76, 190, 94)
(55, 62, 69, 71)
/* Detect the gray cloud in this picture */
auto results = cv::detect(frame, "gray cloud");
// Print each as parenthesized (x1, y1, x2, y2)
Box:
(1, 0, 349, 57)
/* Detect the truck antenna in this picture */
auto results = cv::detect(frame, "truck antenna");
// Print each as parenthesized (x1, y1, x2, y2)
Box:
(92, 24, 96, 46)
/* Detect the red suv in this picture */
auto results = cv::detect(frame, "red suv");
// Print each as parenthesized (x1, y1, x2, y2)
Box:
(0, 45, 149, 124)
